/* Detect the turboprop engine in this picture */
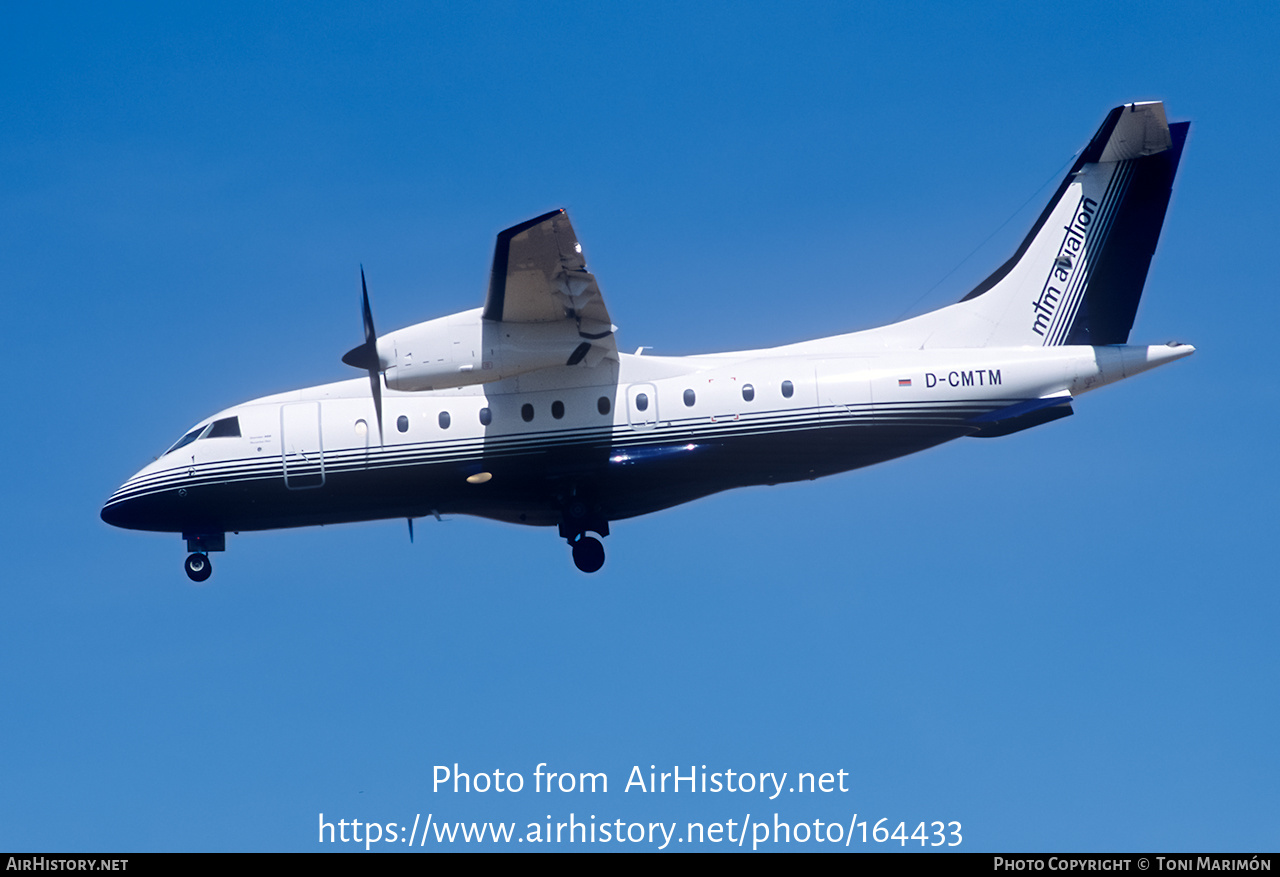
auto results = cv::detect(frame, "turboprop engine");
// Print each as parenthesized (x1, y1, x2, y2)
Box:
(343, 211, 617, 441)
(375, 306, 608, 391)
(341, 264, 617, 443)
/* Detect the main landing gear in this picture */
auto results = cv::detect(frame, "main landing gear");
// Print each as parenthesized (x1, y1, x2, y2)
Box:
(569, 534, 605, 573)
(560, 494, 609, 574)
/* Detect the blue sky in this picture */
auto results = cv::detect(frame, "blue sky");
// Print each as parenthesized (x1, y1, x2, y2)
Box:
(4, 1, 1278, 852)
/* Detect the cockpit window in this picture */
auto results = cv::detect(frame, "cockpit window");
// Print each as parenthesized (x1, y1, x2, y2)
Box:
(206, 417, 241, 438)
(164, 426, 206, 456)
(163, 416, 241, 456)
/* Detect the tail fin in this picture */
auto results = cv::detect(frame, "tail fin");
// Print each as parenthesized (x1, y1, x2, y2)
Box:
(922, 102, 1187, 348)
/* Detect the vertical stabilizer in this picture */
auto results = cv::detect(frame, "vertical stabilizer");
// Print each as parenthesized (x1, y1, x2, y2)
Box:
(917, 102, 1187, 349)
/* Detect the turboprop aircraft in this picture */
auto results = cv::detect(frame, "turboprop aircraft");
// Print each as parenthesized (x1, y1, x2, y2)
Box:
(102, 101, 1192, 579)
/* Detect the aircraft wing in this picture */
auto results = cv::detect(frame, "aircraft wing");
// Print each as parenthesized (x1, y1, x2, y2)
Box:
(483, 209, 617, 364)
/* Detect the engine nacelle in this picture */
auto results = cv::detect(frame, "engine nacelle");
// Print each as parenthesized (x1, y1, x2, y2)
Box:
(377, 307, 593, 391)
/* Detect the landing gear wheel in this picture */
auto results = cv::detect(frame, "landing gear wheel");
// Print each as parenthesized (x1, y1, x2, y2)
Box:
(571, 536, 605, 573)
(184, 552, 212, 582)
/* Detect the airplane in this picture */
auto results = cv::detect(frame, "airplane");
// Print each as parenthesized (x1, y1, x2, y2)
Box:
(101, 101, 1193, 580)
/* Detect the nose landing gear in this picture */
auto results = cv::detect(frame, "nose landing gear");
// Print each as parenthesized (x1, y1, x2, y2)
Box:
(184, 552, 212, 582)
(182, 532, 224, 582)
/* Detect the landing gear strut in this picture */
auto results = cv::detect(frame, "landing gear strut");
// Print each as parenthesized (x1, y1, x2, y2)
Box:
(184, 552, 212, 582)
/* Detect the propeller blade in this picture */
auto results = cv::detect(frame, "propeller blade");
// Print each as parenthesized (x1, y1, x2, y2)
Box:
(340, 266, 384, 444)
(368, 363, 384, 445)
(341, 266, 380, 368)
(361, 265, 376, 343)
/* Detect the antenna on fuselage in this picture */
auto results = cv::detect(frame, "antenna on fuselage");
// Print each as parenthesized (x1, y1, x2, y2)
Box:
(340, 266, 385, 444)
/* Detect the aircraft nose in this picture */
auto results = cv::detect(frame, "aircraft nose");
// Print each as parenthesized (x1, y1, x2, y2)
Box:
(100, 475, 172, 532)
(101, 483, 137, 529)
(100, 495, 129, 528)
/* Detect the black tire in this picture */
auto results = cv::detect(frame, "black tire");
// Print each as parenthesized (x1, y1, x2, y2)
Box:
(572, 536, 605, 573)
(185, 552, 212, 582)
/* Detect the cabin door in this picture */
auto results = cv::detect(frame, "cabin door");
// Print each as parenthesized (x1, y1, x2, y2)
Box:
(626, 383, 658, 430)
(281, 402, 325, 489)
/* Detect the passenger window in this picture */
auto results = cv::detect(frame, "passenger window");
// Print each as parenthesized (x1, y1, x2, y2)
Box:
(479, 407, 492, 426)
(397, 415, 409, 433)
(781, 380, 794, 398)
(521, 403, 534, 423)
(438, 411, 451, 429)
(598, 396, 611, 415)
(635, 393, 649, 412)
(552, 400, 565, 419)
(742, 384, 755, 402)
(683, 389, 696, 407)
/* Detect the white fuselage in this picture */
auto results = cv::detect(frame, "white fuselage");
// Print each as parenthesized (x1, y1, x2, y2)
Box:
(101, 337, 1190, 535)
